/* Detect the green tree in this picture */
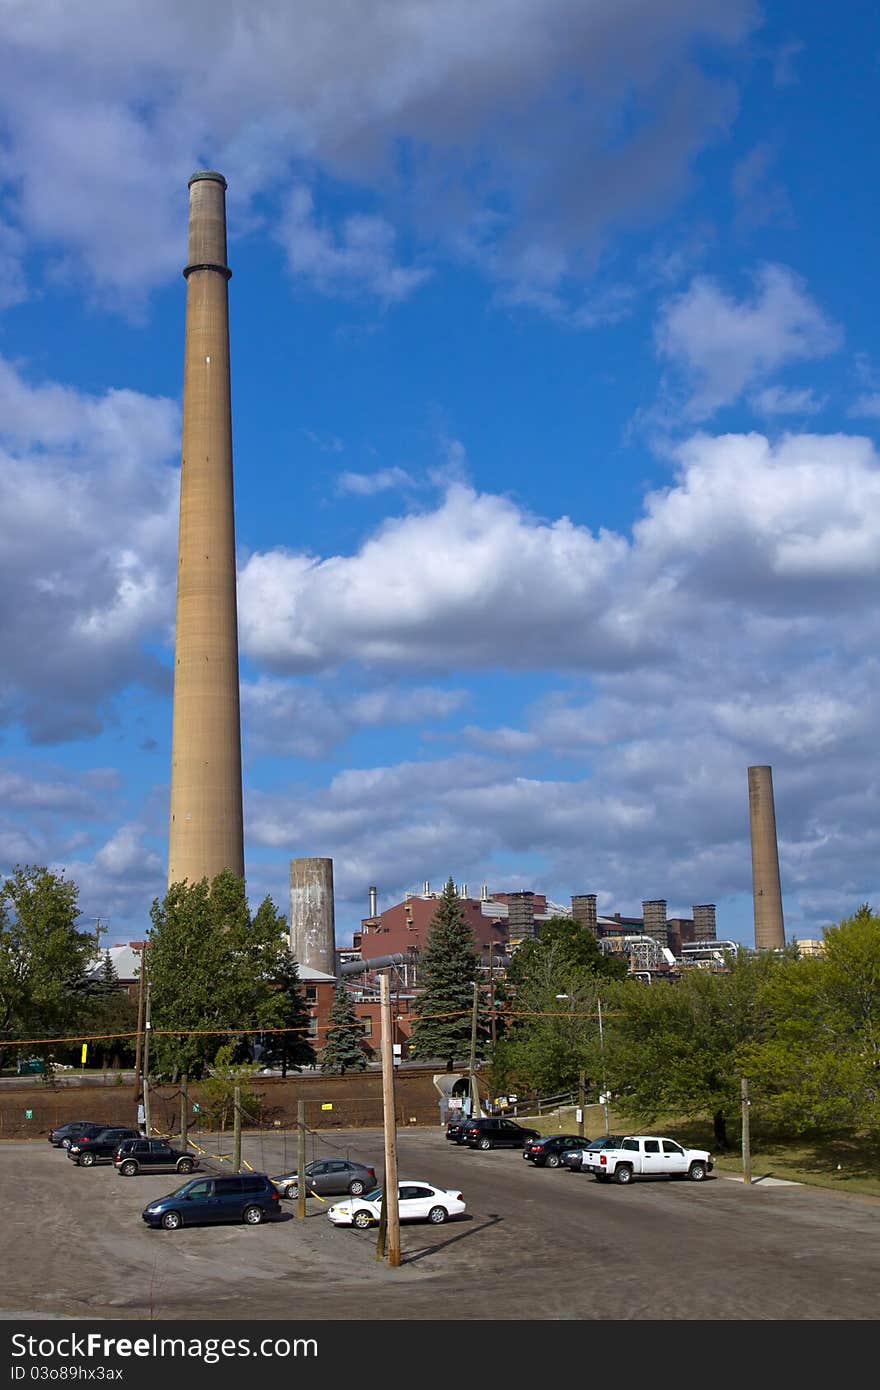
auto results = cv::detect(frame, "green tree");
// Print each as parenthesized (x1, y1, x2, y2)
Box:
(256, 947, 317, 1076)
(608, 947, 787, 1147)
(741, 906, 880, 1135)
(146, 871, 295, 1079)
(199, 1042, 264, 1129)
(408, 878, 490, 1068)
(81, 952, 138, 1069)
(491, 917, 626, 1099)
(321, 983, 367, 1073)
(0, 865, 97, 1070)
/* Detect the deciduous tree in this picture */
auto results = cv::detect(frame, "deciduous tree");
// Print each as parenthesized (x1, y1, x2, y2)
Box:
(0, 865, 96, 1070)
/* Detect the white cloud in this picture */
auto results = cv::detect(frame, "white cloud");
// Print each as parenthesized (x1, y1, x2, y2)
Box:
(239, 432, 880, 676)
(851, 393, 880, 420)
(277, 186, 430, 303)
(0, 0, 756, 305)
(0, 357, 179, 740)
(336, 467, 415, 496)
(750, 386, 824, 417)
(242, 678, 467, 758)
(655, 264, 842, 417)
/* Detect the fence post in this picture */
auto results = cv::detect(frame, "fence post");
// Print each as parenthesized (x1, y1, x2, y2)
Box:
(233, 1084, 241, 1173)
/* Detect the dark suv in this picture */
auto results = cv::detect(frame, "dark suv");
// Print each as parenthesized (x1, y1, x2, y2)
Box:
(67, 1126, 140, 1166)
(142, 1174, 282, 1229)
(463, 1118, 541, 1150)
(114, 1137, 198, 1176)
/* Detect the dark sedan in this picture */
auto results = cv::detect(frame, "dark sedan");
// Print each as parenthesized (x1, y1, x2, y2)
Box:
(523, 1134, 590, 1168)
(48, 1121, 109, 1149)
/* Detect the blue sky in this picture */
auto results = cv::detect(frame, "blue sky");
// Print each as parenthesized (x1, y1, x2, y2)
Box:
(1, 1, 878, 949)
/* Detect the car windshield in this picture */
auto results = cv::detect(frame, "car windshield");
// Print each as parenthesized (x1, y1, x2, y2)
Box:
(362, 1187, 383, 1202)
(171, 1179, 202, 1197)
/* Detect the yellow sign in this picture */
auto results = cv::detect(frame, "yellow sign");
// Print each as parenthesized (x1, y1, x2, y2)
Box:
(80, 1044, 88, 1065)
(321, 1103, 333, 1111)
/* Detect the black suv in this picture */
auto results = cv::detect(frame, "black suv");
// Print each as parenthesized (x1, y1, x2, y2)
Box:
(67, 1126, 140, 1166)
(463, 1118, 541, 1150)
(142, 1173, 282, 1229)
(114, 1137, 198, 1176)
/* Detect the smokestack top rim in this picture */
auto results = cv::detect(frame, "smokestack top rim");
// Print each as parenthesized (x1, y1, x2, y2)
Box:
(189, 169, 228, 189)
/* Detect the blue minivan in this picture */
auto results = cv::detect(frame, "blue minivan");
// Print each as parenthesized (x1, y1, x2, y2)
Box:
(142, 1173, 282, 1230)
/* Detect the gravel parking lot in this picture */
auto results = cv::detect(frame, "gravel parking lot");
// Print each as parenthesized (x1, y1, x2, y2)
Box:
(4, 1130, 880, 1321)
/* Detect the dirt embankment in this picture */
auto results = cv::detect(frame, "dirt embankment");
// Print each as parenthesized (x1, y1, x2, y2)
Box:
(0, 1067, 444, 1137)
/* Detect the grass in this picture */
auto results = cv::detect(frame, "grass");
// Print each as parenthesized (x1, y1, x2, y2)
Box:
(513, 1102, 880, 1199)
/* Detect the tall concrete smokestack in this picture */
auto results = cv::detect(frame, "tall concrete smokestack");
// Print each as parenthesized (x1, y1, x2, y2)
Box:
(168, 171, 244, 887)
(290, 858, 336, 974)
(747, 766, 785, 949)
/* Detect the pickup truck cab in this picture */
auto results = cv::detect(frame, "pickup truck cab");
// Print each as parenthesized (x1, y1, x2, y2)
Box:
(583, 1135, 712, 1185)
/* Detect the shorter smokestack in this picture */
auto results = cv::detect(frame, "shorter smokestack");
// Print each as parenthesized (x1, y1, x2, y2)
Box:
(423, 880, 430, 896)
(461, 883, 468, 899)
(481, 884, 489, 900)
(369, 885, 377, 918)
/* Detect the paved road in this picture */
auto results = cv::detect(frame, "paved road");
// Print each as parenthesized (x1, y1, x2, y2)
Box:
(3, 1131, 879, 1320)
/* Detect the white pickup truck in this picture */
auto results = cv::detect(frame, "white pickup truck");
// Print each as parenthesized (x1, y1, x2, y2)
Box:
(582, 1135, 712, 1185)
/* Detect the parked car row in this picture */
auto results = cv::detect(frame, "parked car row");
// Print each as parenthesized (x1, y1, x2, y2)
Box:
(46, 1117, 467, 1233)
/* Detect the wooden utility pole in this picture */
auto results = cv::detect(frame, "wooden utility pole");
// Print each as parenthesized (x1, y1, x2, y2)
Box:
(377, 971, 400, 1267)
(597, 996, 609, 1136)
(468, 979, 480, 1117)
(179, 1073, 189, 1150)
(131, 942, 146, 1109)
(488, 944, 497, 1045)
(578, 1069, 586, 1138)
(142, 982, 152, 1137)
(741, 1076, 752, 1185)
(233, 1083, 242, 1173)
(296, 1099, 307, 1220)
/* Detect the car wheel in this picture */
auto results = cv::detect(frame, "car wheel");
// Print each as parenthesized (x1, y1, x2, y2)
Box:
(120, 1160, 138, 1177)
(353, 1209, 373, 1229)
(546, 1153, 560, 1168)
(62, 1139, 72, 1149)
(286, 1184, 298, 1200)
(348, 1179, 366, 1195)
(177, 1158, 194, 1174)
(478, 1137, 492, 1150)
(161, 1210, 182, 1230)
(688, 1161, 707, 1182)
(79, 1151, 96, 1167)
(243, 1205, 263, 1225)
(614, 1164, 633, 1185)
(428, 1205, 448, 1224)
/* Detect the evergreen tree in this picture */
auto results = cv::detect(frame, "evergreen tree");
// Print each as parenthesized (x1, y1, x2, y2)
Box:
(82, 951, 138, 1070)
(408, 877, 490, 1068)
(257, 947, 317, 1076)
(321, 983, 367, 1073)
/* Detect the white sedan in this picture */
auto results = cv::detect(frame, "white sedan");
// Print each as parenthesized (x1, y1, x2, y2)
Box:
(327, 1181, 466, 1229)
